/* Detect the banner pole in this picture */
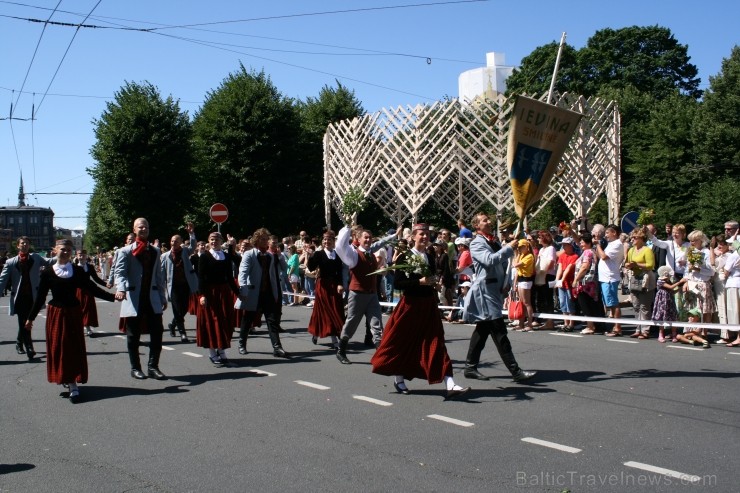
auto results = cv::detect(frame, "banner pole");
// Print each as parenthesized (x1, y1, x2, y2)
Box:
(547, 32, 567, 104)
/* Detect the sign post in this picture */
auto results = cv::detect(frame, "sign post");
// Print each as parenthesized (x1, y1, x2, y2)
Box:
(209, 203, 229, 233)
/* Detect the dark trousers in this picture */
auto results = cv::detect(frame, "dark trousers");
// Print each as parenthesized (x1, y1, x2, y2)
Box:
(14, 294, 34, 350)
(125, 310, 164, 370)
(465, 318, 521, 375)
(169, 283, 190, 334)
(238, 294, 284, 349)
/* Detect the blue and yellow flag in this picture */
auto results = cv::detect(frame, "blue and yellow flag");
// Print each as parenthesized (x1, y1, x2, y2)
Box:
(507, 96, 582, 219)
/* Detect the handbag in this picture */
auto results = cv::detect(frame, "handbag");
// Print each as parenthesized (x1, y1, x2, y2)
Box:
(628, 274, 645, 292)
(507, 291, 524, 321)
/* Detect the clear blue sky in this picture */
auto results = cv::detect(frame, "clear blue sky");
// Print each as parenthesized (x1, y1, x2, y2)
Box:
(1, 0, 737, 230)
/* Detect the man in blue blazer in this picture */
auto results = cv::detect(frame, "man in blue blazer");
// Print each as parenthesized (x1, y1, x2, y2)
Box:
(462, 212, 536, 382)
(160, 223, 198, 342)
(235, 228, 290, 358)
(114, 218, 168, 379)
(0, 236, 54, 359)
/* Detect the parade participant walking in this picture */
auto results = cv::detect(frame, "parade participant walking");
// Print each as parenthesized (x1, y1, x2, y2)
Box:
(73, 250, 108, 338)
(462, 212, 537, 382)
(197, 232, 240, 365)
(114, 218, 168, 380)
(236, 228, 291, 358)
(0, 236, 54, 360)
(306, 230, 345, 348)
(161, 223, 198, 343)
(371, 223, 471, 399)
(334, 224, 399, 364)
(24, 240, 115, 403)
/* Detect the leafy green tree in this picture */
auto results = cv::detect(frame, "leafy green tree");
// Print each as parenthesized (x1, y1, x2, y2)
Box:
(87, 81, 193, 248)
(580, 26, 701, 100)
(504, 42, 581, 97)
(297, 81, 365, 231)
(191, 66, 305, 237)
(692, 45, 740, 179)
(694, 177, 740, 235)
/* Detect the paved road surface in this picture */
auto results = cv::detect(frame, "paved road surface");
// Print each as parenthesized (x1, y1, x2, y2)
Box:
(1, 298, 737, 492)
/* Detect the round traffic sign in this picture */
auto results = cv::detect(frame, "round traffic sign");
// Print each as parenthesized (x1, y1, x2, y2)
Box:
(209, 203, 229, 224)
(620, 211, 639, 234)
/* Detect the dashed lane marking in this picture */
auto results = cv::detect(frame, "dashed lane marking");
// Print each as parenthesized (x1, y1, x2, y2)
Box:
(667, 345, 704, 351)
(549, 333, 583, 338)
(728, 352, 740, 356)
(295, 380, 330, 390)
(521, 437, 581, 453)
(114, 335, 126, 339)
(182, 352, 203, 358)
(624, 461, 701, 483)
(161, 346, 175, 351)
(426, 414, 474, 428)
(606, 339, 639, 344)
(353, 395, 393, 406)
(248, 369, 276, 377)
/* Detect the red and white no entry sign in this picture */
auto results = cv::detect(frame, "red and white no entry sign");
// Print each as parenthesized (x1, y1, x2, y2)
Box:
(209, 203, 229, 224)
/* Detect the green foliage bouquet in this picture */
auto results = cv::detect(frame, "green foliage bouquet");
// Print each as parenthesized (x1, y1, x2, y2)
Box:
(686, 248, 704, 269)
(341, 186, 367, 223)
(637, 208, 655, 226)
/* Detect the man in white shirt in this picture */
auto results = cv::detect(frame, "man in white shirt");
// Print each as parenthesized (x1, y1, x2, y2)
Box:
(725, 220, 739, 251)
(596, 224, 625, 336)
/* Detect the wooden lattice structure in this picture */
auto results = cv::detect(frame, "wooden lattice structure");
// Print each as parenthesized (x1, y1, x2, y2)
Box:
(324, 92, 620, 227)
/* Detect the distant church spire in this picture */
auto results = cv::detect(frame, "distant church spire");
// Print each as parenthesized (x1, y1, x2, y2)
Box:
(18, 176, 26, 207)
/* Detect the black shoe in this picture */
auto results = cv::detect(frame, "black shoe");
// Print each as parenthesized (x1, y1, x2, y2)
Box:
(363, 336, 374, 347)
(168, 323, 176, 338)
(69, 390, 80, 404)
(463, 368, 490, 380)
(209, 355, 223, 366)
(238, 342, 247, 355)
(336, 350, 351, 364)
(272, 347, 291, 358)
(512, 370, 537, 383)
(15, 342, 25, 354)
(180, 334, 190, 343)
(147, 368, 166, 380)
(445, 386, 471, 400)
(26, 350, 37, 361)
(311, 336, 318, 345)
(131, 369, 147, 380)
(393, 381, 410, 395)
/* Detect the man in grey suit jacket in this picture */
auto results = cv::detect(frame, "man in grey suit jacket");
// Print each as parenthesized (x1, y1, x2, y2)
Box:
(114, 218, 168, 379)
(161, 224, 198, 342)
(235, 228, 290, 358)
(462, 212, 536, 382)
(0, 236, 54, 359)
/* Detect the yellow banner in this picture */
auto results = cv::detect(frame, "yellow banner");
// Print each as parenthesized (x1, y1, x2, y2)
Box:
(507, 96, 583, 218)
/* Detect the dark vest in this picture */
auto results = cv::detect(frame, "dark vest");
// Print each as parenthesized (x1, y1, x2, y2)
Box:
(349, 249, 377, 293)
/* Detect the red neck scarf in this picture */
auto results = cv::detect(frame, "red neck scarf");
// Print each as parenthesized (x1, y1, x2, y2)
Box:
(18, 251, 29, 263)
(132, 239, 149, 257)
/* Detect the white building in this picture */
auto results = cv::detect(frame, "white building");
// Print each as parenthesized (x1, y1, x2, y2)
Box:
(458, 52, 514, 102)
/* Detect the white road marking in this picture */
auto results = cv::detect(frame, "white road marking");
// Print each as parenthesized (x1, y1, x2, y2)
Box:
(728, 352, 740, 356)
(114, 335, 126, 339)
(624, 461, 701, 482)
(606, 339, 638, 344)
(161, 346, 174, 351)
(667, 345, 704, 351)
(182, 352, 203, 358)
(248, 369, 276, 377)
(426, 414, 474, 428)
(521, 437, 581, 453)
(295, 380, 330, 390)
(549, 333, 583, 338)
(352, 395, 393, 406)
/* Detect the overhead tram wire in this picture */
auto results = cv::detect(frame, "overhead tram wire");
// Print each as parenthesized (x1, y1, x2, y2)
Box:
(34, 0, 104, 117)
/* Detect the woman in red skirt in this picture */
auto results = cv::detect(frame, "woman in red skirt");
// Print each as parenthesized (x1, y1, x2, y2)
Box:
(197, 232, 240, 366)
(25, 239, 115, 403)
(371, 223, 470, 399)
(307, 230, 345, 349)
(74, 249, 108, 337)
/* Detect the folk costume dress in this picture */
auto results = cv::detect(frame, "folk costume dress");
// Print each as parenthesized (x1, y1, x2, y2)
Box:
(28, 263, 115, 384)
(197, 248, 240, 350)
(307, 249, 345, 340)
(371, 249, 453, 384)
(75, 260, 107, 328)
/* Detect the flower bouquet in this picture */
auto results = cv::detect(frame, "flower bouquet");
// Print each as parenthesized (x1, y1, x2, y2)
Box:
(686, 248, 704, 270)
(637, 208, 655, 226)
(368, 252, 432, 279)
(341, 186, 367, 223)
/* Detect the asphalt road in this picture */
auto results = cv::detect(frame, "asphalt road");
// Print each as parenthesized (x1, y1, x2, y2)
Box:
(1, 297, 738, 493)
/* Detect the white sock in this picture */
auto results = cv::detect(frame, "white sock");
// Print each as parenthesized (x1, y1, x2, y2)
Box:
(444, 376, 460, 391)
(208, 348, 218, 358)
(68, 382, 79, 392)
(219, 349, 227, 359)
